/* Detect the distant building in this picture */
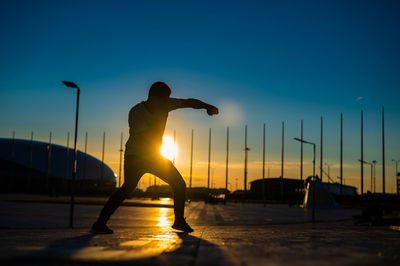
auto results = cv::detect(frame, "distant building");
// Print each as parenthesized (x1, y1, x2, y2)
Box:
(250, 178, 304, 200)
(250, 177, 357, 200)
(321, 182, 357, 196)
(0, 138, 116, 194)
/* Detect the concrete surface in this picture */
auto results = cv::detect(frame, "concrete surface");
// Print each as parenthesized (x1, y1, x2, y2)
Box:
(0, 194, 399, 265)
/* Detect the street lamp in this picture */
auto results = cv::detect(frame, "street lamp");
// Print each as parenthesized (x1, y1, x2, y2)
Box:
(294, 137, 316, 222)
(294, 138, 316, 177)
(359, 160, 373, 193)
(62, 80, 80, 228)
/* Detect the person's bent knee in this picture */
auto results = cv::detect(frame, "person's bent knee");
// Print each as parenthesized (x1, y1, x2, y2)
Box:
(119, 181, 136, 195)
(174, 177, 186, 192)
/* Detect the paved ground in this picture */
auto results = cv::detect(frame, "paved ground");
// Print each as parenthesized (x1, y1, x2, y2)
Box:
(0, 194, 399, 265)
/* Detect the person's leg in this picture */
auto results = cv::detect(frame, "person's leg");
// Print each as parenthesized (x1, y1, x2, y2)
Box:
(149, 157, 187, 221)
(96, 156, 144, 225)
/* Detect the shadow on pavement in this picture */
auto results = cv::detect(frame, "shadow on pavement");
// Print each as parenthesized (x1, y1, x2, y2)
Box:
(4, 231, 236, 265)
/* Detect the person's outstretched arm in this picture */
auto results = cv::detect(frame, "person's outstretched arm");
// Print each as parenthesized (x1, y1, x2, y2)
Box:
(169, 98, 219, 115)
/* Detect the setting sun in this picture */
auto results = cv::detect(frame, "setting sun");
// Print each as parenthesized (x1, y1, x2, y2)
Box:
(160, 136, 177, 162)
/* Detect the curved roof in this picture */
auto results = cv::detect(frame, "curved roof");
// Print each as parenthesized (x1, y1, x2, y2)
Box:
(0, 138, 116, 182)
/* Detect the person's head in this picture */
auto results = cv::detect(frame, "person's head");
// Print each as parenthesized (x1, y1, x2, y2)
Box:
(148, 81, 171, 100)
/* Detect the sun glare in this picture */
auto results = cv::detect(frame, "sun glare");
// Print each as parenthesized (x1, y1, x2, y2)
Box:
(160, 136, 177, 162)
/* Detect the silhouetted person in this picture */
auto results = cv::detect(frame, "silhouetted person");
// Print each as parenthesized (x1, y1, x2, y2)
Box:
(91, 81, 218, 234)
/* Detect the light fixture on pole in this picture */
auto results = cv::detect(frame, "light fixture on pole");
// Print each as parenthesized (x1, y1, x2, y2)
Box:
(62, 80, 80, 229)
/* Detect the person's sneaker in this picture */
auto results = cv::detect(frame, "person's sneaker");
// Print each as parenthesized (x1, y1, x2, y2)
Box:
(90, 222, 114, 234)
(172, 218, 194, 233)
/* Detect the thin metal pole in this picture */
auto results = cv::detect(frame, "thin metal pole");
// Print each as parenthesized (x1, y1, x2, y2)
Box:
(69, 86, 80, 228)
(189, 129, 193, 189)
(225, 126, 229, 195)
(300, 120, 303, 181)
(244, 125, 248, 192)
(83, 132, 88, 180)
(313, 144, 316, 177)
(262, 123, 266, 207)
(118, 132, 123, 188)
(320, 116, 323, 181)
(207, 128, 211, 190)
(312, 143, 316, 222)
(396, 160, 398, 191)
(101, 131, 105, 181)
(382, 106, 385, 194)
(281, 122, 284, 200)
(361, 110, 364, 195)
(340, 113, 343, 195)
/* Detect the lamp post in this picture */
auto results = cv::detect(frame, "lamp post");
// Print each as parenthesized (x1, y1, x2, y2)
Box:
(62, 81, 80, 228)
(294, 138, 316, 177)
(359, 160, 373, 193)
(294, 137, 316, 222)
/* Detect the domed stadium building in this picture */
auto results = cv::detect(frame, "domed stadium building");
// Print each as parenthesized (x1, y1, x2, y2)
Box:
(0, 138, 116, 194)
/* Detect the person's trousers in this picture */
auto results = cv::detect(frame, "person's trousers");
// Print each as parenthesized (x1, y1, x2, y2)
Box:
(97, 154, 186, 224)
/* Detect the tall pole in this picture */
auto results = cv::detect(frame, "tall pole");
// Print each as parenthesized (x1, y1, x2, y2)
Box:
(70, 85, 80, 228)
(262, 123, 266, 206)
(225, 126, 229, 194)
(340, 113, 343, 195)
(312, 142, 316, 222)
(207, 128, 211, 190)
(361, 110, 364, 195)
(118, 132, 123, 188)
(244, 125, 248, 192)
(281, 122, 284, 200)
(382, 106, 385, 194)
(300, 120, 303, 181)
(189, 129, 193, 189)
(312, 144, 316, 177)
(320, 116, 323, 181)
(101, 131, 105, 181)
(83, 132, 88, 180)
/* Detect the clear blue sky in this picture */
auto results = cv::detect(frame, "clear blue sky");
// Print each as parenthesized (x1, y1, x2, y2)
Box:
(1, 0, 399, 192)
